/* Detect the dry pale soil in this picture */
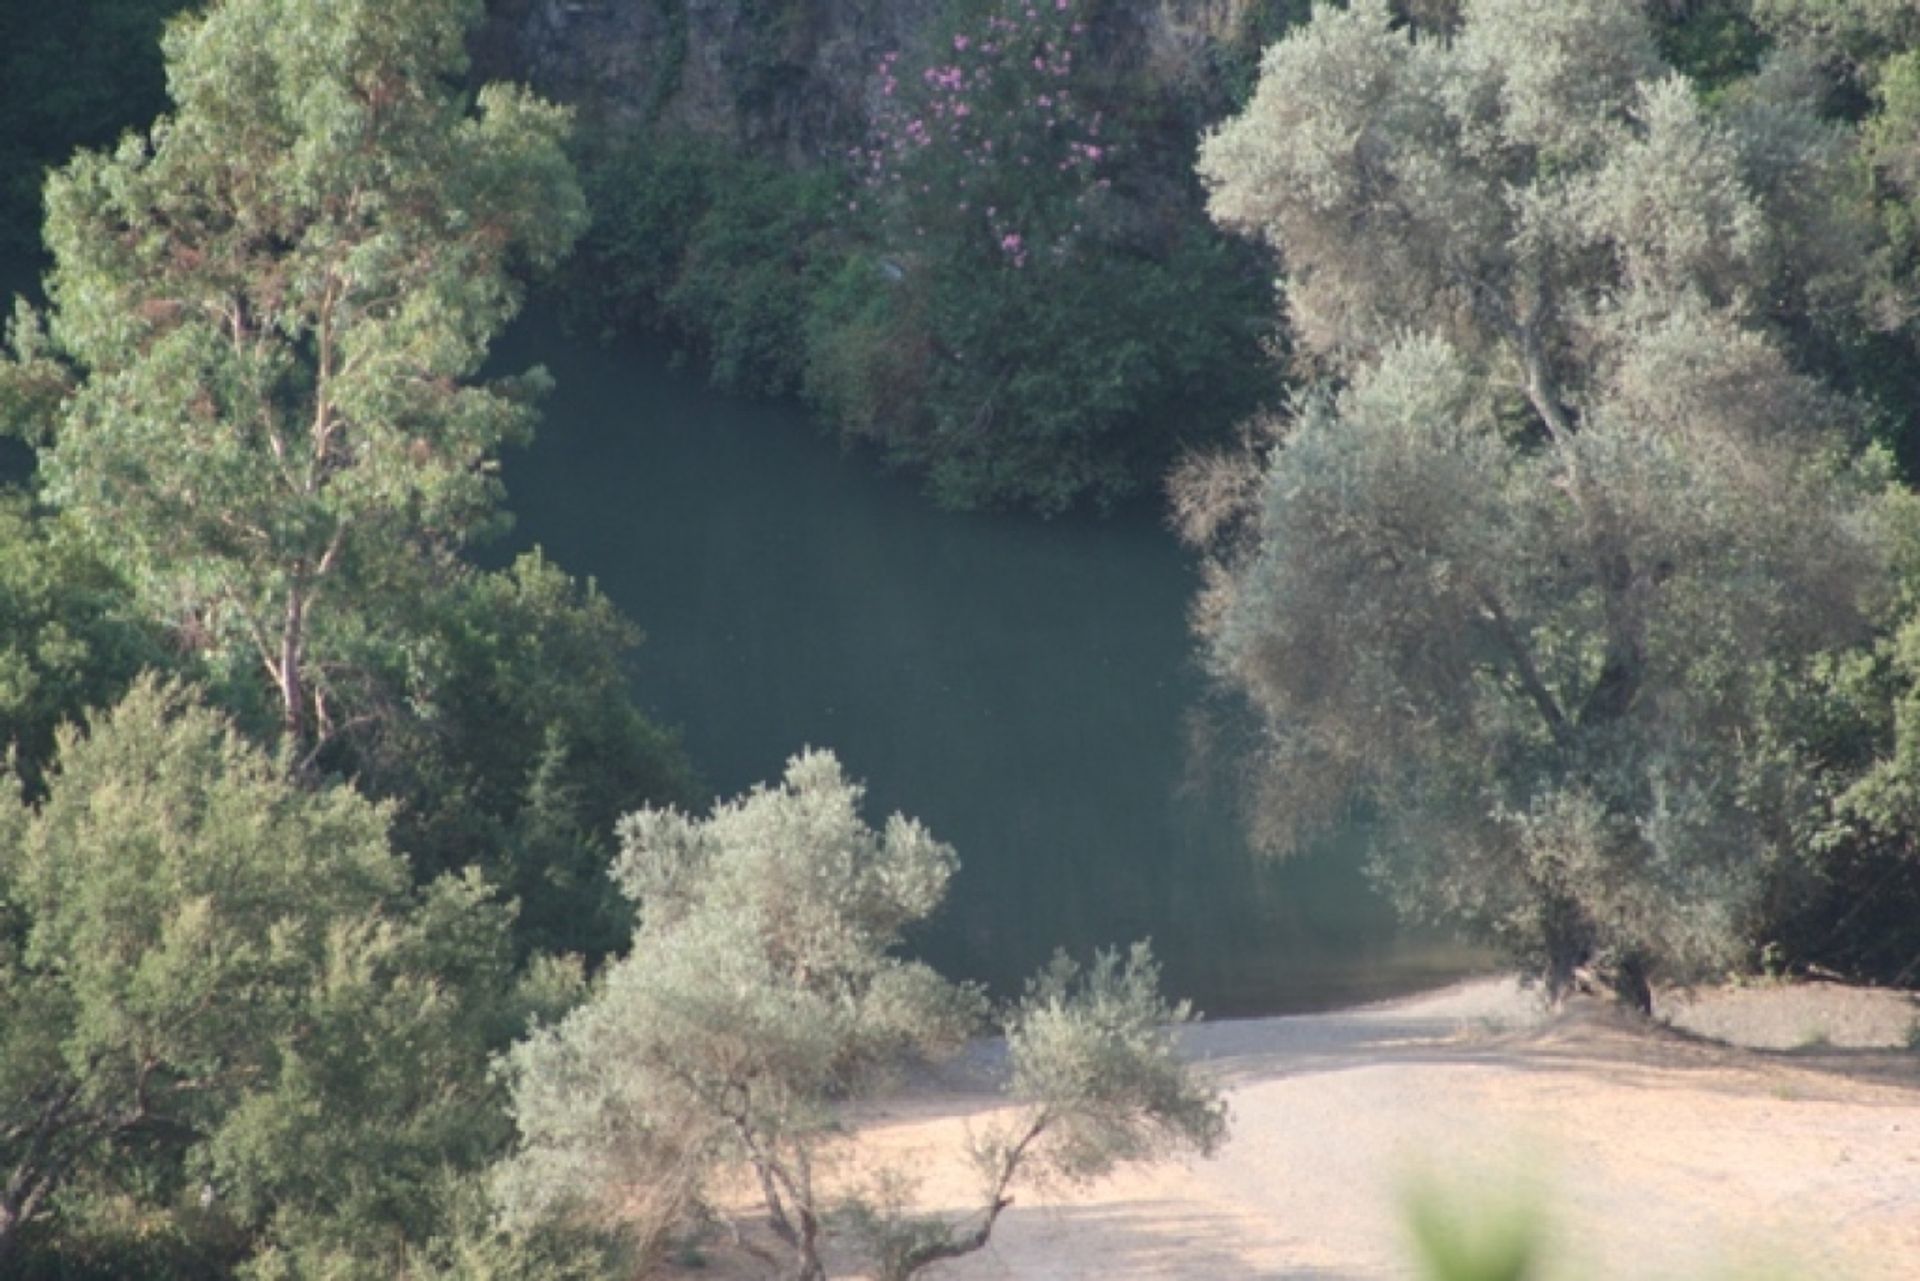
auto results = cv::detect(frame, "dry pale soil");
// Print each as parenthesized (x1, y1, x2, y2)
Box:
(676, 978, 1920, 1280)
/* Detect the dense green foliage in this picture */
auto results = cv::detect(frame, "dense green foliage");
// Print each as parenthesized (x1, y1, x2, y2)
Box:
(1740, 0, 1920, 469)
(807, 0, 1276, 513)
(0, 497, 167, 795)
(808, 214, 1277, 515)
(551, 0, 1920, 509)
(0, 681, 582, 1277)
(0, 4, 694, 1268)
(0, 0, 698, 957)
(8, 0, 1920, 1271)
(568, 134, 839, 398)
(342, 552, 700, 960)
(3, 0, 586, 753)
(1189, 0, 1905, 1002)
(496, 750, 978, 1273)
(568, 0, 1281, 514)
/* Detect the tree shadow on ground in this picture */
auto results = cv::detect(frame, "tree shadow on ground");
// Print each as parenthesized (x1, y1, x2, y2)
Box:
(937, 1198, 1362, 1280)
(897, 983, 1919, 1114)
(1162, 991, 1920, 1103)
(685, 1198, 1364, 1280)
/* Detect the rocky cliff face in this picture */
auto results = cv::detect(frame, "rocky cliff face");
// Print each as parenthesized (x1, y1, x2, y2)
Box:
(476, 0, 1254, 160)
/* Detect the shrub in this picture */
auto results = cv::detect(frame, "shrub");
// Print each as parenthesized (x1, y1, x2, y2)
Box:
(570, 133, 841, 398)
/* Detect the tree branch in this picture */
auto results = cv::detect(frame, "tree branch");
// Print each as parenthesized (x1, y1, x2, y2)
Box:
(1518, 313, 1576, 447)
(1474, 587, 1572, 749)
(891, 1110, 1052, 1278)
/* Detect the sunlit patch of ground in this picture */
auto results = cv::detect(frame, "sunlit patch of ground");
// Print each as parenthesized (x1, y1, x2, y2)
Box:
(672, 978, 1920, 1279)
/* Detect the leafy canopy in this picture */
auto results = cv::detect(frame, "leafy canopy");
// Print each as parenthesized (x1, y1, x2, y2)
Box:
(0, 679, 576, 1278)
(496, 749, 977, 1274)
(1189, 0, 1892, 999)
(0, 495, 165, 794)
(333, 550, 699, 960)
(3, 0, 585, 752)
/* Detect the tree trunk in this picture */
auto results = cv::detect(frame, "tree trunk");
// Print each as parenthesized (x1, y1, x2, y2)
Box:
(888, 1114, 1048, 1278)
(0, 1171, 53, 1274)
(792, 1227, 826, 1281)
(278, 579, 307, 748)
(1611, 952, 1653, 1017)
(0, 1203, 19, 1274)
(1579, 551, 1646, 730)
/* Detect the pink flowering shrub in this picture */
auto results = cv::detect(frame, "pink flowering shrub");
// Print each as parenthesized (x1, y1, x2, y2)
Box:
(804, 0, 1281, 513)
(854, 0, 1113, 271)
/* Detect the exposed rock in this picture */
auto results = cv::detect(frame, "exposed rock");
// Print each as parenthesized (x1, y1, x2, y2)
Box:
(475, 0, 1253, 161)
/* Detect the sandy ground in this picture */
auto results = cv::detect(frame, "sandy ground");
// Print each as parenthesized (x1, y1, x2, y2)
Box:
(680, 978, 1920, 1280)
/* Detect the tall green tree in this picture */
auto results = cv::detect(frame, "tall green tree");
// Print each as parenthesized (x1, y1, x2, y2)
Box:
(1187, 0, 1892, 1005)
(0, 679, 578, 1277)
(2, 0, 585, 757)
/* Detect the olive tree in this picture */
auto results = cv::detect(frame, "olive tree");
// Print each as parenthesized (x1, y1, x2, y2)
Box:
(495, 751, 1224, 1279)
(1, 0, 585, 757)
(848, 942, 1226, 1281)
(1187, 0, 1891, 1005)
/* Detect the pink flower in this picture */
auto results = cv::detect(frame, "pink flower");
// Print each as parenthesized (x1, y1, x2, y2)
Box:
(954, 34, 971, 50)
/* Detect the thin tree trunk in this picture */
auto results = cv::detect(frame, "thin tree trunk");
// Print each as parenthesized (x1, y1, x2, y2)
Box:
(278, 578, 307, 748)
(1541, 895, 1591, 1005)
(887, 1114, 1049, 1279)
(1612, 952, 1653, 1016)
(0, 1161, 58, 1273)
(1475, 587, 1571, 748)
(0, 1202, 19, 1273)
